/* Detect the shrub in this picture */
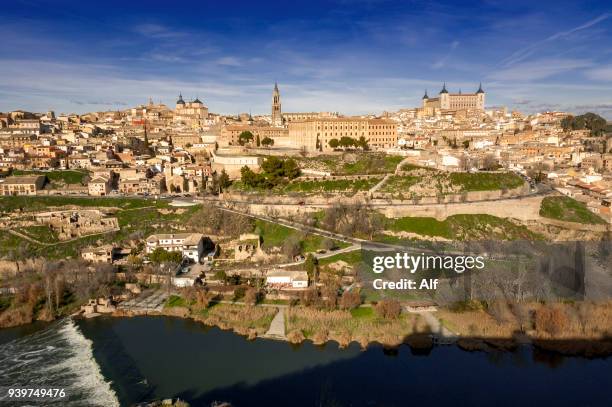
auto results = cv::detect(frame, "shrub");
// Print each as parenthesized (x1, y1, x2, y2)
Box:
(312, 328, 329, 345)
(375, 299, 401, 319)
(213, 270, 227, 282)
(488, 300, 512, 324)
(233, 286, 246, 301)
(287, 330, 305, 344)
(535, 305, 568, 336)
(299, 288, 320, 307)
(244, 287, 262, 305)
(339, 290, 361, 310)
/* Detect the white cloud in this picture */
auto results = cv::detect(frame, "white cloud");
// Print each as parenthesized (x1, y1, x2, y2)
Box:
(501, 14, 610, 67)
(432, 40, 460, 69)
(0, 60, 249, 114)
(133, 23, 185, 39)
(489, 59, 593, 81)
(585, 66, 612, 81)
(215, 57, 242, 67)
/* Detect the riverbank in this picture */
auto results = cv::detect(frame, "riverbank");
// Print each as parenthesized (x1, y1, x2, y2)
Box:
(0, 301, 80, 329)
(102, 297, 612, 358)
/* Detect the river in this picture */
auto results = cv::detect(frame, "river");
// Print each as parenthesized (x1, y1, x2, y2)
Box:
(0, 316, 610, 406)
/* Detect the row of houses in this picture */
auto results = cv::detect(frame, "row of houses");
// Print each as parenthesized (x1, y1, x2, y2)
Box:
(81, 231, 309, 290)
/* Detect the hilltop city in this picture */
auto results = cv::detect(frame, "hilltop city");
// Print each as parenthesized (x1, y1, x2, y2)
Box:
(0, 83, 611, 356)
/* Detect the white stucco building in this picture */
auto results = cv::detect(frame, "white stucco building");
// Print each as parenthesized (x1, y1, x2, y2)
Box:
(145, 233, 205, 262)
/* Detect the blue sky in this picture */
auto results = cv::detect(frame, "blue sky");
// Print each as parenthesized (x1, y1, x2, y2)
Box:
(1, 0, 612, 117)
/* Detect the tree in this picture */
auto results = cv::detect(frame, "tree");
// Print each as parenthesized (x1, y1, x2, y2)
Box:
(218, 170, 231, 191)
(244, 287, 262, 305)
(482, 154, 498, 171)
(261, 156, 284, 176)
(299, 288, 320, 307)
(238, 131, 254, 146)
(149, 248, 182, 264)
(282, 158, 301, 179)
(126, 254, 143, 271)
(214, 270, 228, 283)
(240, 166, 269, 188)
(321, 284, 339, 309)
(458, 155, 470, 171)
(339, 136, 355, 149)
(261, 137, 274, 148)
(208, 172, 220, 195)
(357, 136, 369, 150)
(194, 288, 213, 308)
(304, 254, 318, 280)
(256, 134, 261, 147)
(322, 202, 383, 239)
(328, 138, 340, 149)
(240, 165, 255, 185)
(322, 238, 336, 251)
(282, 234, 302, 259)
(339, 290, 361, 310)
(562, 113, 607, 136)
(233, 286, 246, 301)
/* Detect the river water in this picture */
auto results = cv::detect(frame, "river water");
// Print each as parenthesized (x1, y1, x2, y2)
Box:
(0, 316, 610, 406)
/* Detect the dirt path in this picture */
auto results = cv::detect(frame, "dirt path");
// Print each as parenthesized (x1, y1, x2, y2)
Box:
(263, 306, 286, 339)
(420, 311, 458, 344)
(368, 174, 391, 195)
(5, 227, 120, 246)
(119, 290, 170, 312)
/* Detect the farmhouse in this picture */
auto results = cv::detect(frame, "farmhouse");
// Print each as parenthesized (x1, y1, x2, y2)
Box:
(145, 232, 206, 262)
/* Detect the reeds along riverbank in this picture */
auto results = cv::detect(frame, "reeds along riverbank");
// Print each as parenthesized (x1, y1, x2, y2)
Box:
(107, 300, 612, 358)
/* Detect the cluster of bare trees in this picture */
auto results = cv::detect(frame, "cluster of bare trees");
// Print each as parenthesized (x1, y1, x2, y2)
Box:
(338, 290, 361, 310)
(0, 260, 116, 327)
(322, 202, 385, 239)
(187, 206, 254, 237)
(181, 286, 215, 308)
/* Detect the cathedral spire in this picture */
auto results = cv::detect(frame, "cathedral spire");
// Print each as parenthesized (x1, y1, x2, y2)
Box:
(271, 82, 282, 127)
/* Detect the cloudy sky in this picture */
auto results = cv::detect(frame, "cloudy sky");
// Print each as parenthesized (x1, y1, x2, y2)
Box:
(1, 0, 612, 117)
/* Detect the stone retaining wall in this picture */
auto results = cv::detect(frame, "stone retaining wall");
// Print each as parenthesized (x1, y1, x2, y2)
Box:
(371, 183, 530, 203)
(378, 195, 546, 221)
(221, 194, 548, 221)
(532, 218, 610, 232)
(224, 183, 530, 206)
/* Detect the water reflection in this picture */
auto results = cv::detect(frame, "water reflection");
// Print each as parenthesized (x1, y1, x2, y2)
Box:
(74, 316, 612, 406)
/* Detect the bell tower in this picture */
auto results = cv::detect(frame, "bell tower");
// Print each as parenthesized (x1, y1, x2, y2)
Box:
(476, 82, 485, 110)
(439, 82, 450, 109)
(271, 82, 283, 127)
